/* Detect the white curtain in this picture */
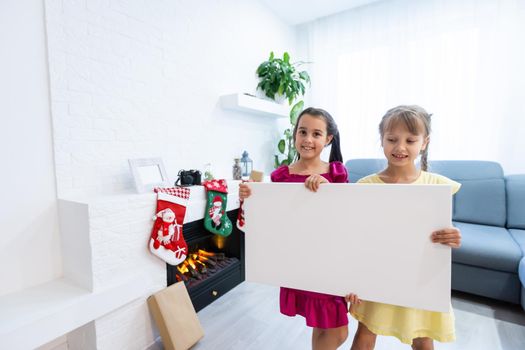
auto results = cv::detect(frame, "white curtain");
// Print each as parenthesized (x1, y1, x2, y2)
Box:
(301, 0, 525, 174)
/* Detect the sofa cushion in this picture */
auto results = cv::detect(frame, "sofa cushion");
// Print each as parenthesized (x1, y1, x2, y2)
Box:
(506, 175, 525, 229)
(430, 161, 506, 227)
(509, 229, 525, 254)
(453, 179, 506, 226)
(452, 222, 522, 273)
(429, 160, 504, 179)
(345, 159, 386, 183)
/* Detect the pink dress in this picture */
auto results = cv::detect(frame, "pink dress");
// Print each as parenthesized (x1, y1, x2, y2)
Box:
(271, 161, 349, 329)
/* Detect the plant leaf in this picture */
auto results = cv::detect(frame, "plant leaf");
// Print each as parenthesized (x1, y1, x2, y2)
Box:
(288, 147, 297, 163)
(269, 51, 274, 60)
(278, 139, 285, 154)
(256, 62, 269, 76)
(290, 100, 304, 125)
(274, 155, 280, 169)
(283, 52, 290, 63)
(299, 83, 305, 95)
(299, 71, 310, 82)
(280, 159, 289, 166)
(287, 153, 294, 164)
(277, 83, 284, 96)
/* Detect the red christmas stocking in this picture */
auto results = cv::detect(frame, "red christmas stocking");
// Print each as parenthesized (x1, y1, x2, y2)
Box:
(236, 201, 245, 231)
(149, 187, 190, 265)
(236, 180, 247, 231)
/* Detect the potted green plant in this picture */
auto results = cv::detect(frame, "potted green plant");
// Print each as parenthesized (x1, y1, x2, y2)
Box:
(256, 51, 310, 105)
(256, 51, 311, 168)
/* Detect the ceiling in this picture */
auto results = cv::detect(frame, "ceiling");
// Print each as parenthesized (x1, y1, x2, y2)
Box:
(259, 0, 383, 25)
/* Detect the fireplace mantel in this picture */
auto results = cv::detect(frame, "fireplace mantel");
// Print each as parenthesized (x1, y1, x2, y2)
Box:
(0, 182, 240, 349)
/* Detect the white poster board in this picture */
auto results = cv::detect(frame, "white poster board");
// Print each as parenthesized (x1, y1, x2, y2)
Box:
(243, 183, 453, 313)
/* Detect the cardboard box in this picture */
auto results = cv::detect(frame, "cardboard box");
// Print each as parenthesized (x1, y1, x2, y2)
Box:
(148, 282, 204, 350)
(249, 170, 264, 182)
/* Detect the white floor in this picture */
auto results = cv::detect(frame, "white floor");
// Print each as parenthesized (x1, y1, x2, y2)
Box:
(188, 282, 525, 350)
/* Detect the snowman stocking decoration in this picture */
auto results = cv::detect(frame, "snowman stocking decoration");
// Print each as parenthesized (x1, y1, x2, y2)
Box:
(203, 179, 232, 236)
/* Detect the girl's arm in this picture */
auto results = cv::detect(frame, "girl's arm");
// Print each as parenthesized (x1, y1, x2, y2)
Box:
(239, 182, 252, 199)
(304, 174, 328, 192)
(431, 227, 461, 248)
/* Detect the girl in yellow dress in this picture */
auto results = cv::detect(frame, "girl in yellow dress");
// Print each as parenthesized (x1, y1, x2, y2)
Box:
(346, 105, 462, 350)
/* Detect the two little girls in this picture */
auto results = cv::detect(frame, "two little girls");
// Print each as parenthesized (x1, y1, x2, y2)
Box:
(239, 105, 462, 350)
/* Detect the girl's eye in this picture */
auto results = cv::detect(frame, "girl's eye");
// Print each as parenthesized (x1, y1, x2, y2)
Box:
(299, 130, 306, 135)
(314, 132, 322, 137)
(387, 138, 396, 142)
(407, 140, 416, 144)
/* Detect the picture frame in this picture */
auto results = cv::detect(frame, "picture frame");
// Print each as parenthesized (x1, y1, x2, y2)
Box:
(129, 158, 170, 193)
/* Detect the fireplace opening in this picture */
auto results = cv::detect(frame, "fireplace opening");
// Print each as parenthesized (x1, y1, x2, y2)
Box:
(167, 210, 244, 311)
(175, 249, 240, 289)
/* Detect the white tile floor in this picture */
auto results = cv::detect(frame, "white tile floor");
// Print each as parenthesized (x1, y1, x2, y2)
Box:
(186, 282, 525, 350)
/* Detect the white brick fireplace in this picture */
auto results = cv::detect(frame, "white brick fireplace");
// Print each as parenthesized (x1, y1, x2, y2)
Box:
(1, 186, 240, 349)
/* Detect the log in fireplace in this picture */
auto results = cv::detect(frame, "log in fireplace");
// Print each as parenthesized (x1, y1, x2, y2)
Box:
(167, 209, 245, 311)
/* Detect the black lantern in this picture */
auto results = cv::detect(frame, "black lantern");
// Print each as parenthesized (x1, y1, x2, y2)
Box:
(240, 151, 253, 177)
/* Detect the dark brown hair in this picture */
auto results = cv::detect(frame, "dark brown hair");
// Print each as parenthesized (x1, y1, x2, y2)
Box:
(292, 107, 343, 162)
(379, 105, 432, 171)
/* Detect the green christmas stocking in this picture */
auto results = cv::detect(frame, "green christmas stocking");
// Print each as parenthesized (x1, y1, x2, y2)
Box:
(203, 179, 233, 236)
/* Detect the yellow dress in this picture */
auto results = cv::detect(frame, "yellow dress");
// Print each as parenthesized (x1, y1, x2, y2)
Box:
(350, 171, 461, 344)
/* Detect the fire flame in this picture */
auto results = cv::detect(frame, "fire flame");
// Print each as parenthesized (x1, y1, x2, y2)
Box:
(177, 263, 189, 274)
(187, 258, 197, 269)
(176, 248, 218, 279)
(198, 249, 216, 257)
(212, 235, 226, 249)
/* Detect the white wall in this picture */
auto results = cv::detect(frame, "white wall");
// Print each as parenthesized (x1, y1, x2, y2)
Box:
(45, 0, 298, 198)
(0, 0, 62, 297)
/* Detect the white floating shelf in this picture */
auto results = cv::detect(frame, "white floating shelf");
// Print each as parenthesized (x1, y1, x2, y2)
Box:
(220, 93, 289, 118)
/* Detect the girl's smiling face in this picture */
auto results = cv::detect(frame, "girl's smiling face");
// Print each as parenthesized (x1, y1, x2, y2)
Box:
(382, 120, 429, 168)
(294, 114, 333, 161)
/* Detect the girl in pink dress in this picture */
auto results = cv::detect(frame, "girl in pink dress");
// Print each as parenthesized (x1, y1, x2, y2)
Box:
(239, 107, 349, 350)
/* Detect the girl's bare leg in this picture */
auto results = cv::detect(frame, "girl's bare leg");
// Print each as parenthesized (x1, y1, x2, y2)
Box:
(350, 322, 377, 350)
(411, 337, 434, 350)
(312, 326, 349, 350)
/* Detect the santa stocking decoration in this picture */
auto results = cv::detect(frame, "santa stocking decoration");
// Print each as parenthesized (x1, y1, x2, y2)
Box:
(149, 187, 190, 265)
(203, 179, 233, 236)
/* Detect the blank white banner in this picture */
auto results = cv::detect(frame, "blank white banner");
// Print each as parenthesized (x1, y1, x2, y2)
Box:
(243, 183, 453, 313)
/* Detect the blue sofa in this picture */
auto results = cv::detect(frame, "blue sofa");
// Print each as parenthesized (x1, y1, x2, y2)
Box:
(345, 159, 525, 310)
